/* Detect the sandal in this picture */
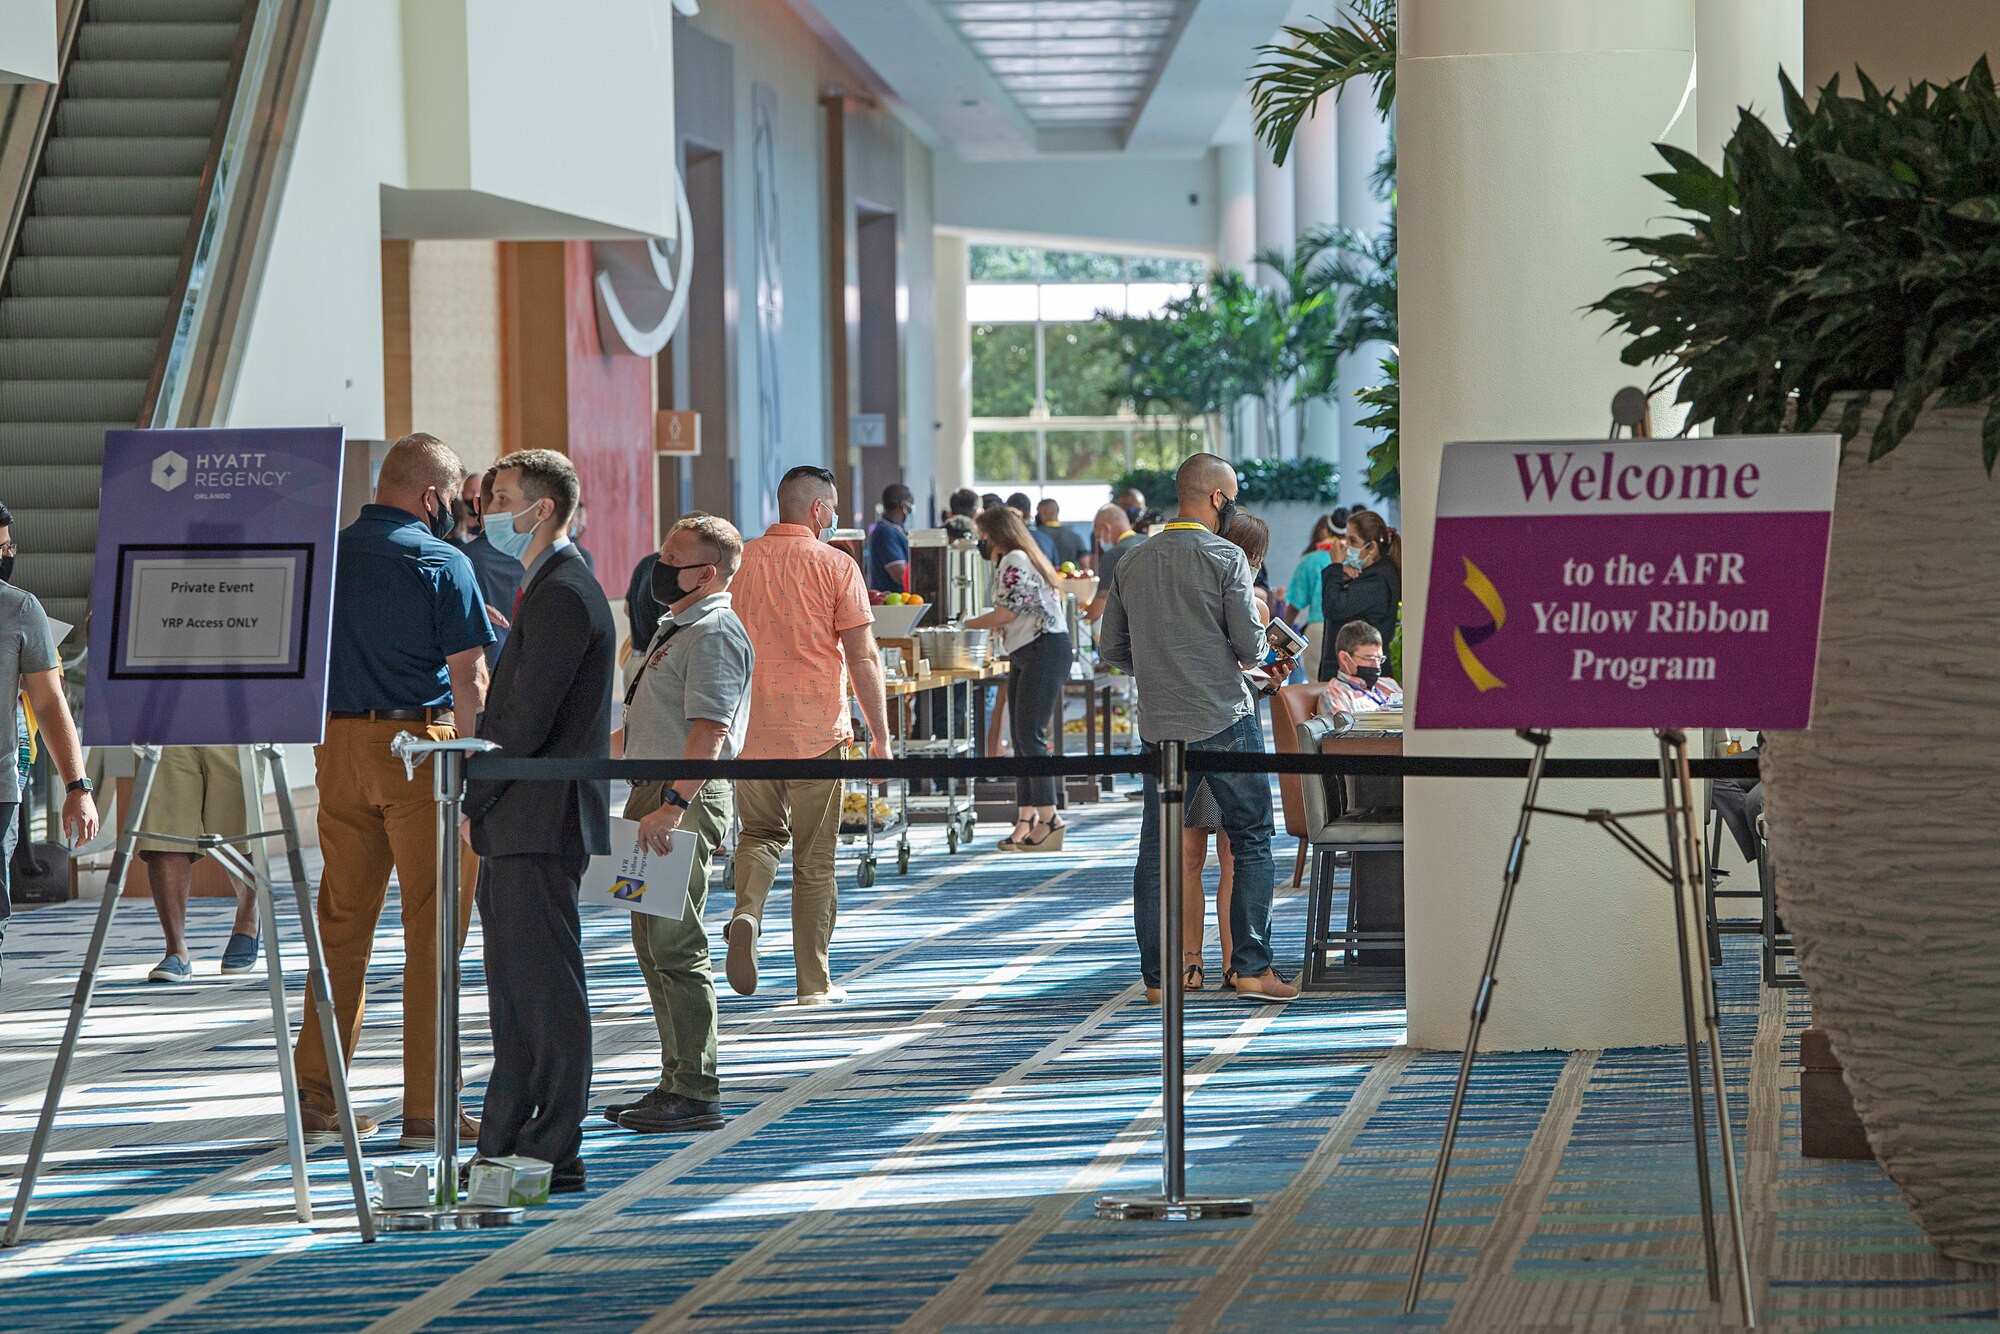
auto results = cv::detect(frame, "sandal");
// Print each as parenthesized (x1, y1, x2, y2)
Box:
(999, 817, 1037, 851)
(1183, 959, 1204, 991)
(1015, 815, 1065, 852)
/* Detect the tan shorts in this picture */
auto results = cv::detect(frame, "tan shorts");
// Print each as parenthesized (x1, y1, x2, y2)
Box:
(135, 745, 255, 858)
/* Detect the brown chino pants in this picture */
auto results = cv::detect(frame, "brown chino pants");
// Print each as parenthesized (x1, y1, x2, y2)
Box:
(732, 745, 846, 997)
(292, 718, 477, 1116)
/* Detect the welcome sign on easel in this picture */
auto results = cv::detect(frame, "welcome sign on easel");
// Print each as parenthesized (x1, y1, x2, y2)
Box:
(1414, 435, 1840, 730)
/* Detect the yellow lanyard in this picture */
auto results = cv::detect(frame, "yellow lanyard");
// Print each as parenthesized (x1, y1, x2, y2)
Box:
(1162, 522, 1210, 533)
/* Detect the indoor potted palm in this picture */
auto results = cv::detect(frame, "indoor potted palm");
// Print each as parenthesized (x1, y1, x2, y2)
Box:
(1596, 61, 2000, 1264)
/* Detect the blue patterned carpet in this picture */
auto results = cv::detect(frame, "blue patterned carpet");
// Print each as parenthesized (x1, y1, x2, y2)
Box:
(0, 791, 1992, 1332)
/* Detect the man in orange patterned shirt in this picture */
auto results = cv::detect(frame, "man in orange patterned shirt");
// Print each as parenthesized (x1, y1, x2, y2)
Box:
(726, 466, 892, 1003)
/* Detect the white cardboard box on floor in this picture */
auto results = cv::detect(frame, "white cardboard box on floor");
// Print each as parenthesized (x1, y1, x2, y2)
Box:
(466, 1156, 553, 1207)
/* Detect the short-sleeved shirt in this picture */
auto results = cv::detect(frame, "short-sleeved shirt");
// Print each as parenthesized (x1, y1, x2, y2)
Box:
(0, 583, 57, 804)
(1095, 530, 1143, 587)
(623, 592, 755, 761)
(865, 518, 910, 593)
(732, 523, 875, 759)
(992, 549, 1064, 655)
(1287, 548, 1334, 624)
(1040, 522, 1087, 568)
(327, 504, 496, 713)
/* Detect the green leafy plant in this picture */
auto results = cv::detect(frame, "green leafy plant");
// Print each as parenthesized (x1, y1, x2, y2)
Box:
(1595, 59, 2000, 466)
(1250, 2, 1396, 166)
(1354, 355, 1400, 501)
(1109, 458, 1338, 508)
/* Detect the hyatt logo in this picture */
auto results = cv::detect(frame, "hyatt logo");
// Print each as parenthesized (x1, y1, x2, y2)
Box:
(152, 450, 188, 493)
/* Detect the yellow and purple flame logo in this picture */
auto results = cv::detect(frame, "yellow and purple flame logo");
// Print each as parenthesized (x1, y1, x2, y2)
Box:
(1454, 557, 1506, 692)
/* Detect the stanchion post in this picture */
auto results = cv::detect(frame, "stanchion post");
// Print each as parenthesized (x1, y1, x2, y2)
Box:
(1097, 739, 1251, 1222)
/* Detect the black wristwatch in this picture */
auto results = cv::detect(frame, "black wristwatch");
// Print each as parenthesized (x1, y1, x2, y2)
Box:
(65, 777, 93, 796)
(663, 789, 691, 811)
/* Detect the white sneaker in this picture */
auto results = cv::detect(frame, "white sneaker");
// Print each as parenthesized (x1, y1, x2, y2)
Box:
(723, 916, 759, 996)
(796, 985, 849, 1006)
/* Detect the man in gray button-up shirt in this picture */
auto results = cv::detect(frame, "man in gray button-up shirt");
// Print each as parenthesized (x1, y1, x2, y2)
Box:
(1100, 454, 1297, 1003)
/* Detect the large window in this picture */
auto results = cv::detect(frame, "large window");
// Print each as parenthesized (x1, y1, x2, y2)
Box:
(969, 245, 1207, 493)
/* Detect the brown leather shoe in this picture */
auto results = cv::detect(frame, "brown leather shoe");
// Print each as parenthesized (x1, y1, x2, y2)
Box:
(300, 1107, 378, 1147)
(1227, 969, 1301, 1003)
(724, 916, 759, 996)
(398, 1112, 481, 1150)
(1143, 986, 1162, 1004)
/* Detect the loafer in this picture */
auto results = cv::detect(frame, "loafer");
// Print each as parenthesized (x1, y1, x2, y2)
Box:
(219, 932, 261, 974)
(723, 916, 759, 996)
(399, 1112, 481, 1150)
(796, 985, 848, 1006)
(617, 1094, 724, 1134)
(602, 1087, 671, 1125)
(1226, 969, 1301, 1003)
(300, 1107, 379, 1147)
(147, 955, 194, 984)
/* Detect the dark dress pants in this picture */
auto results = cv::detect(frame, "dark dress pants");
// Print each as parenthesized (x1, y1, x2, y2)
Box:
(476, 849, 592, 1176)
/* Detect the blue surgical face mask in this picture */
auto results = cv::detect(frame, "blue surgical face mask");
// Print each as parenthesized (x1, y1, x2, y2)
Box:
(1342, 545, 1366, 572)
(485, 503, 541, 559)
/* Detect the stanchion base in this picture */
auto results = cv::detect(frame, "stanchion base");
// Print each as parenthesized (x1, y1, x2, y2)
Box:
(1095, 1194, 1254, 1221)
(376, 1205, 525, 1232)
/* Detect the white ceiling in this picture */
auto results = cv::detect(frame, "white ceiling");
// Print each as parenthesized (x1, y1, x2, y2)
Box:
(786, 0, 1298, 159)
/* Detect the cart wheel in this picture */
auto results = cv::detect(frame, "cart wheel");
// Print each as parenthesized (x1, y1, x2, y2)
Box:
(946, 825, 959, 854)
(857, 857, 876, 888)
(960, 816, 977, 845)
(897, 844, 911, 875)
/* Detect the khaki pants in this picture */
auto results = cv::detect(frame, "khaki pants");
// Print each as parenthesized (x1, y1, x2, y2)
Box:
(625, 780, 730, 1101)
(732, 745, 844, 997)
(293, 718, 476, 1116)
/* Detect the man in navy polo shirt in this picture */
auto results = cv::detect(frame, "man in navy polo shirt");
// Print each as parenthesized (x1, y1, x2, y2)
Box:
(865, 483, 914, 594)
(292, 432, 495, 1151)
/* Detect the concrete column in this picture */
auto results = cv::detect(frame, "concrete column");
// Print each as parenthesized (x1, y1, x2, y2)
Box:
(933, 232, 973, 500)
(1696, 0, 1803, 165)
(1253, 146, 1295, 457)
(1293, 98, 1341, 466)
(1399, 0, 1697, 1050)
(1215, 142, 1257, 276)
(1334, 94, 1395, 506)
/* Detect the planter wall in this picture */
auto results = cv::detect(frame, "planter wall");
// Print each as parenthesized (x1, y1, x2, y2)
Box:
(1761, 397, 2000, 1264)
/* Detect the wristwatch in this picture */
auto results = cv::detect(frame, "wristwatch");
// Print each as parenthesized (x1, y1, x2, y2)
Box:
(65, 777, 93, 796)
(663, 789, 690, 811)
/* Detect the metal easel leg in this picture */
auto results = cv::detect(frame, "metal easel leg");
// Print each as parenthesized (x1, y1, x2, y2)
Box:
(4, 745, 163, 1247)
(235, 746, 312, 1222)
(1404, 728, 1552, 1314)
(1669, 734, 1755, 1326)
(1655, 731, 1723, 1302)
(1098, 738, 1251, 1221)
(265, 745, 375, 1241)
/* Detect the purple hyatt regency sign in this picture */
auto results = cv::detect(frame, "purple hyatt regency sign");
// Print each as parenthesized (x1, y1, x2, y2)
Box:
(1414, 435, 1838, 731)
(85, 426, 345, 747)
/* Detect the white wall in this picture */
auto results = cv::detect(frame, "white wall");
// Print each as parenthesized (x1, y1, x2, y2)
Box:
(934, 151, 1219, 257)
(0, 1, 55, 84)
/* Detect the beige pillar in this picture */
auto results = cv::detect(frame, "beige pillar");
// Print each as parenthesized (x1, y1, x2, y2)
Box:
(1294, 97, 1342, 466)
(933, 232, 973, 500)
(1215, 142, 1257, 276)
(1336, 94, 1394, 507)
(1399, 0, 1696, 1050)
(1696, 0, 1803, 164)
(1253, 146, 1295, 457)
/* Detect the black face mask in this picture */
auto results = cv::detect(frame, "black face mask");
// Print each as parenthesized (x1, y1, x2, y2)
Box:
(451, 497, 478, 538)
(651, 561, 708, 605)
(1354, 663, 1383, 688)
(0, 554, 13, 584)
(424, 494, 455, 542)
(1214, 494, 1239, 535)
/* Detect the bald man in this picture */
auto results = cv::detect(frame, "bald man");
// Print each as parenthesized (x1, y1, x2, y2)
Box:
(1086, 503, 1142, 622)
(1099, 453, 1297, 1003)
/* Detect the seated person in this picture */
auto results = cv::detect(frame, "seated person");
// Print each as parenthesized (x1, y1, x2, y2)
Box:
(1317, 619, 1403, 717)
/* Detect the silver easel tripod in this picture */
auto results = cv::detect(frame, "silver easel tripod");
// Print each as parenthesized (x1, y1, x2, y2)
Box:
(1402, 392, 1755, 1324)
(4, 743, 374, 1246)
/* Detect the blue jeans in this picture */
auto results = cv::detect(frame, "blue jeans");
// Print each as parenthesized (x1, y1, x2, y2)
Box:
(1133, 714, 1275, 986)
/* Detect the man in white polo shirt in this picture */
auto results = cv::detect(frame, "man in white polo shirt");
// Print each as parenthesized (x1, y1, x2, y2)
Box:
(606, 513, 755, 1135)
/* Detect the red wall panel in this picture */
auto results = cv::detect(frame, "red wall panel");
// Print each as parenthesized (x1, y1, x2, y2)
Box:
(563, 240, 655, 600)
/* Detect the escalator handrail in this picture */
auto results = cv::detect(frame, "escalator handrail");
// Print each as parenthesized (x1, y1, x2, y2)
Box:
(142, 0, 331, 430)
(0, 0, 87, 301)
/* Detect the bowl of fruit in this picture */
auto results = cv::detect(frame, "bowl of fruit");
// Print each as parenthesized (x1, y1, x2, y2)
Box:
(1054, 562, 1098, 606)
(868, 589, 932, 639)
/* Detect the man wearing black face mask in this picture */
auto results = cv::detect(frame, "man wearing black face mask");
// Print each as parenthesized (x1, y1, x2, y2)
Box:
(1318, 619, 1403, 716)
(604, 514, 753, 1134)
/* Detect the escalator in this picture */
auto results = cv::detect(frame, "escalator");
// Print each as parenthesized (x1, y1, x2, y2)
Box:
(0, 0, 260, 632)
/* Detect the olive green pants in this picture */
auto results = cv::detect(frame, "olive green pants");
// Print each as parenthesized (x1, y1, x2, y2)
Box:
(624, 779, 732, 1102)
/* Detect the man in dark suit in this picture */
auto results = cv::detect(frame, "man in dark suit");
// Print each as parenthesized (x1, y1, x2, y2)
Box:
(463, 449, 615, 1192)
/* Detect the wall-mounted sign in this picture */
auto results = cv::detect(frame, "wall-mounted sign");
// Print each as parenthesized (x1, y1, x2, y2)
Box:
(85, 426, 345, 746)
(1414, 435, 1838, 731)
(656, 410, 701, 456)
(849, 412, 887, 448)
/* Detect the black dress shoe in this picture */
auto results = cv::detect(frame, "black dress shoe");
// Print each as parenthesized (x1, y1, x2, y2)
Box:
(550, 1169, 587, 1195)
(602, 1087, 670, 1125)
(616, 1093, 724, 1134)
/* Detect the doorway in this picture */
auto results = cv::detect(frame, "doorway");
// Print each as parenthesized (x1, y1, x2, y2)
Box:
(854, 206, 900, 518)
